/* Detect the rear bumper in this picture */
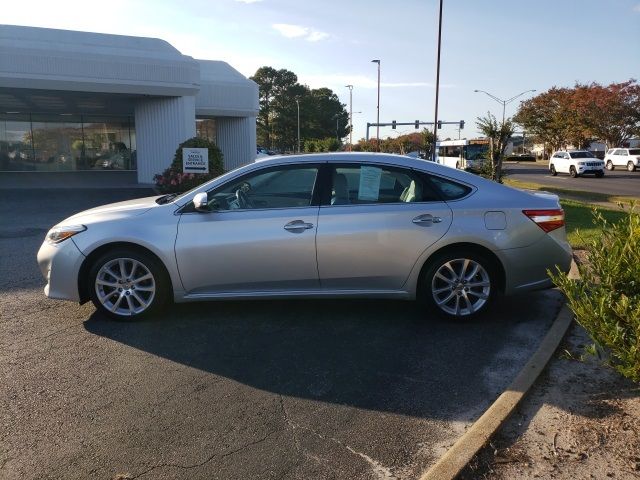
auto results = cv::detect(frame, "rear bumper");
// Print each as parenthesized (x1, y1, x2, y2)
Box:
(36, 238, 85, 302)
(499, 230, 572, 295)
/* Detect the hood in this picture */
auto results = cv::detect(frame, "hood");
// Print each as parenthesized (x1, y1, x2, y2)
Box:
(60, 195, 162, 226)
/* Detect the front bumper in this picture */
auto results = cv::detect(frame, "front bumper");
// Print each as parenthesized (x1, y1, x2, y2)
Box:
(37, 238, 86, 302)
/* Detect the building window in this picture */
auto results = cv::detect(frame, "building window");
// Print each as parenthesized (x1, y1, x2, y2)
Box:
(196, 118, 216, 143)
(0, 113, 136, 172)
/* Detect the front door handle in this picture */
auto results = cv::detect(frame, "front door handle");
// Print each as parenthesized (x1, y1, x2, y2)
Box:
(284, 220, 314, 232)
(412, 214, 442, 225)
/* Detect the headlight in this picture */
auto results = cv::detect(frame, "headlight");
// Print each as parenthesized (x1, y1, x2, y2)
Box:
(578, 162, 585, 166)
(46, 225, 86, 244)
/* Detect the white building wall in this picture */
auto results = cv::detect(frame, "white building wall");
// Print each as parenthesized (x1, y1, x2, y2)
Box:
(216, 117, 257, 171)
(135, 96, 196, 183)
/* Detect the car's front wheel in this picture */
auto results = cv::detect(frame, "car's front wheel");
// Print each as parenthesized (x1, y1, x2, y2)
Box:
(550, 164, 557, 176)
(569, 166, 578, 178)
(422, 251, 497, 321)
(628, 161, 636, 172)
(606, 160, 614, 170)
(89, 249, 168, 320)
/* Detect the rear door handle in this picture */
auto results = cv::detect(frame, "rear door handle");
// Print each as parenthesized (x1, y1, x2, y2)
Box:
(412, 214, 442, 225)
(284, 220, 314, 232)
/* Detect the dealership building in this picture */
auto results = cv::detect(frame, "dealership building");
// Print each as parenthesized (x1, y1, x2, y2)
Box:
(0, 24, 259, 186)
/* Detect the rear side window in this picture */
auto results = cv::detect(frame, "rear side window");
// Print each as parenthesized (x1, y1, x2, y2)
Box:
(328, 164, 441, 205)
(629, 149, 640, 155)
(427, 175, 472, 200)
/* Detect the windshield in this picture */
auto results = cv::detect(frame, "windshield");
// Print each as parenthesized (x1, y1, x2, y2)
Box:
(465, 144, 488, 160)
(569, 151, 595, 159)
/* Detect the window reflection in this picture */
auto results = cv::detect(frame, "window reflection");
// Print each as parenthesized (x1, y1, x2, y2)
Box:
(0, 113, 136, 172)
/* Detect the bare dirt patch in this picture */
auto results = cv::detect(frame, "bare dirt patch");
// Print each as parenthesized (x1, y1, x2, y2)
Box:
(460, 323, 640, 479)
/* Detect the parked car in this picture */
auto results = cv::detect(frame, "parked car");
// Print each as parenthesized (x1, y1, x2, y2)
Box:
(604, 148, 640, 172)
(549, 150, 605, 178)
(37, 153, 572, 321)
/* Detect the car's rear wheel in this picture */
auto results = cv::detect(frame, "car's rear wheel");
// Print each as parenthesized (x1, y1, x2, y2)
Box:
(550, 164, 557, 176)
(422, 251, 497, 321)
(89, 249, 168, 320)
(628, 161, 636, 172)
(606, 160, 614, 170)
(569, 166, 578, 178)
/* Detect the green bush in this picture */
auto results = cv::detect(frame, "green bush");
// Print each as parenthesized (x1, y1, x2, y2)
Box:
(154, 137, 224, 193)
(550, 203, 640, 381)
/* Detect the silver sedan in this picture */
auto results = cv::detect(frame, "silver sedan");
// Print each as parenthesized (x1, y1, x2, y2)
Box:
(37, 153, 572, 321)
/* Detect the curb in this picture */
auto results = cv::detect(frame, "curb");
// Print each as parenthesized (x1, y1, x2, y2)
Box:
(419, 261, 579, 480)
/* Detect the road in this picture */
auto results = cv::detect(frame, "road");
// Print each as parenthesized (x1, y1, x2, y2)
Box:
(505, 162, 640, 197)
(0, 189, 563, 480)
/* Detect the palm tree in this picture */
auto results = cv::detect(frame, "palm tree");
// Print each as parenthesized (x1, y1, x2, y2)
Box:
(476, 112, 515, 182)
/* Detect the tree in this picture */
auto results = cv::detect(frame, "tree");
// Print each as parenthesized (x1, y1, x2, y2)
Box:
(476, 112, 514, 181)
(572, 80, 640, 149)
(251, 67, 349, 151)
(514, 87, 574, 155)
(515, 80, 640, 153)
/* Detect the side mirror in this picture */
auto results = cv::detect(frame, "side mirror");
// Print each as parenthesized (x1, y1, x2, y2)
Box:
(193, 192, 209, 212)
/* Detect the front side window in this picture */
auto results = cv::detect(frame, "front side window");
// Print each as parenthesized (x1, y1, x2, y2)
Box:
(329, 164, 440, 205)
(209, 165, 319, 210)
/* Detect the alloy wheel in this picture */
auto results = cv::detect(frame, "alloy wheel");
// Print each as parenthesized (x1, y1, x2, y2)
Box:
(431, 258, 491, 317)
(94, 257, 156, 316)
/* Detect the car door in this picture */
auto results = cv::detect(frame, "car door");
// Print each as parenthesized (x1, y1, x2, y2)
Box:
(614, 149, 627, 166)
(315, 162, 453, 291)
(175, 163, 321, 294)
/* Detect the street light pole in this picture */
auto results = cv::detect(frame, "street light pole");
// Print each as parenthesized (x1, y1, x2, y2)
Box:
(473, 89, 537, 126)
(296, 98, 300, 153)
(345, 84, 353, 150)
(432, 0, 443, 162)
(371, 59, 380, 151)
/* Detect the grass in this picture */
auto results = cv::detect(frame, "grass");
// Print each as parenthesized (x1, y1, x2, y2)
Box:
(560, 199, 627, 249)
(504, 178, 640, 205)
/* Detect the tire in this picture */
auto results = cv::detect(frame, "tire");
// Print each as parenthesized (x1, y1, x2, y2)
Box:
(628, 161, 636, 172)
(606, 160, 614, 171)
(550, 164, 557, 176)
(569, 166, 578, 178)
(88, 249, 168, 320)
(422, 251, 497, 321)
(595, 170, 604, 178)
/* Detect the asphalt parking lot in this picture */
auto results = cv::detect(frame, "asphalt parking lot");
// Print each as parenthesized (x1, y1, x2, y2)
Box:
(0, 188, 563, 480)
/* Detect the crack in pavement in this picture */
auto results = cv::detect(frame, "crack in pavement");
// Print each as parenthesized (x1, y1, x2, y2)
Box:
(277, 396, 396, 480)
(129, 428, 279, 479)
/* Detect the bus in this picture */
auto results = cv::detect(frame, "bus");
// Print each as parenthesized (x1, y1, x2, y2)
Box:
(435, 139, 490, 171)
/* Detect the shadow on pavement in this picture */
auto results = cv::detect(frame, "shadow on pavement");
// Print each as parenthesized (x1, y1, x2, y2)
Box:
(84, 293, 560, 420)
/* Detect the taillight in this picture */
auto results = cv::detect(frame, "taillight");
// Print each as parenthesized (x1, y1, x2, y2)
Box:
(523, 209, 565, 233)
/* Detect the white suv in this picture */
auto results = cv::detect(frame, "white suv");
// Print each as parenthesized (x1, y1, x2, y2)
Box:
(604, 148, 640, 172)
(549, 150, 605, 178)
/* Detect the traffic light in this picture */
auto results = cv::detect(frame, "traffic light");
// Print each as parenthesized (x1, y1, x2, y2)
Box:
(392, 120, 396, 129)
(437, 120, 442, 129)
(415, 120, 420, 129)
(459, 120, 465, 130)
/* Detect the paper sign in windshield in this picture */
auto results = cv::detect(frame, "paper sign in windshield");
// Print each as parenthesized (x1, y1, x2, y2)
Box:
(358, 166, 382, 201)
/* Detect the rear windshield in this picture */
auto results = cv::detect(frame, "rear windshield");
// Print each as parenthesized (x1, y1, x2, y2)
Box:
(629, 149, 640, 155)
(569, 151, 595, 159)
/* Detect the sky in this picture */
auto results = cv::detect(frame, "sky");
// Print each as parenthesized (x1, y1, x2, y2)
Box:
(4, 0, 640, 142)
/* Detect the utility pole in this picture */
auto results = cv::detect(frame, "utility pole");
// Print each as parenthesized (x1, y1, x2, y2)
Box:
(296, 98, 300, 153)
(432, 0, 443, 161)
(345, 84, 353, 150)
(371, 59, 381, 151)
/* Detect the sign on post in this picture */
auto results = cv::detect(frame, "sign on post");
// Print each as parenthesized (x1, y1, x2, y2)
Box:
(182, 148, 209, 174)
